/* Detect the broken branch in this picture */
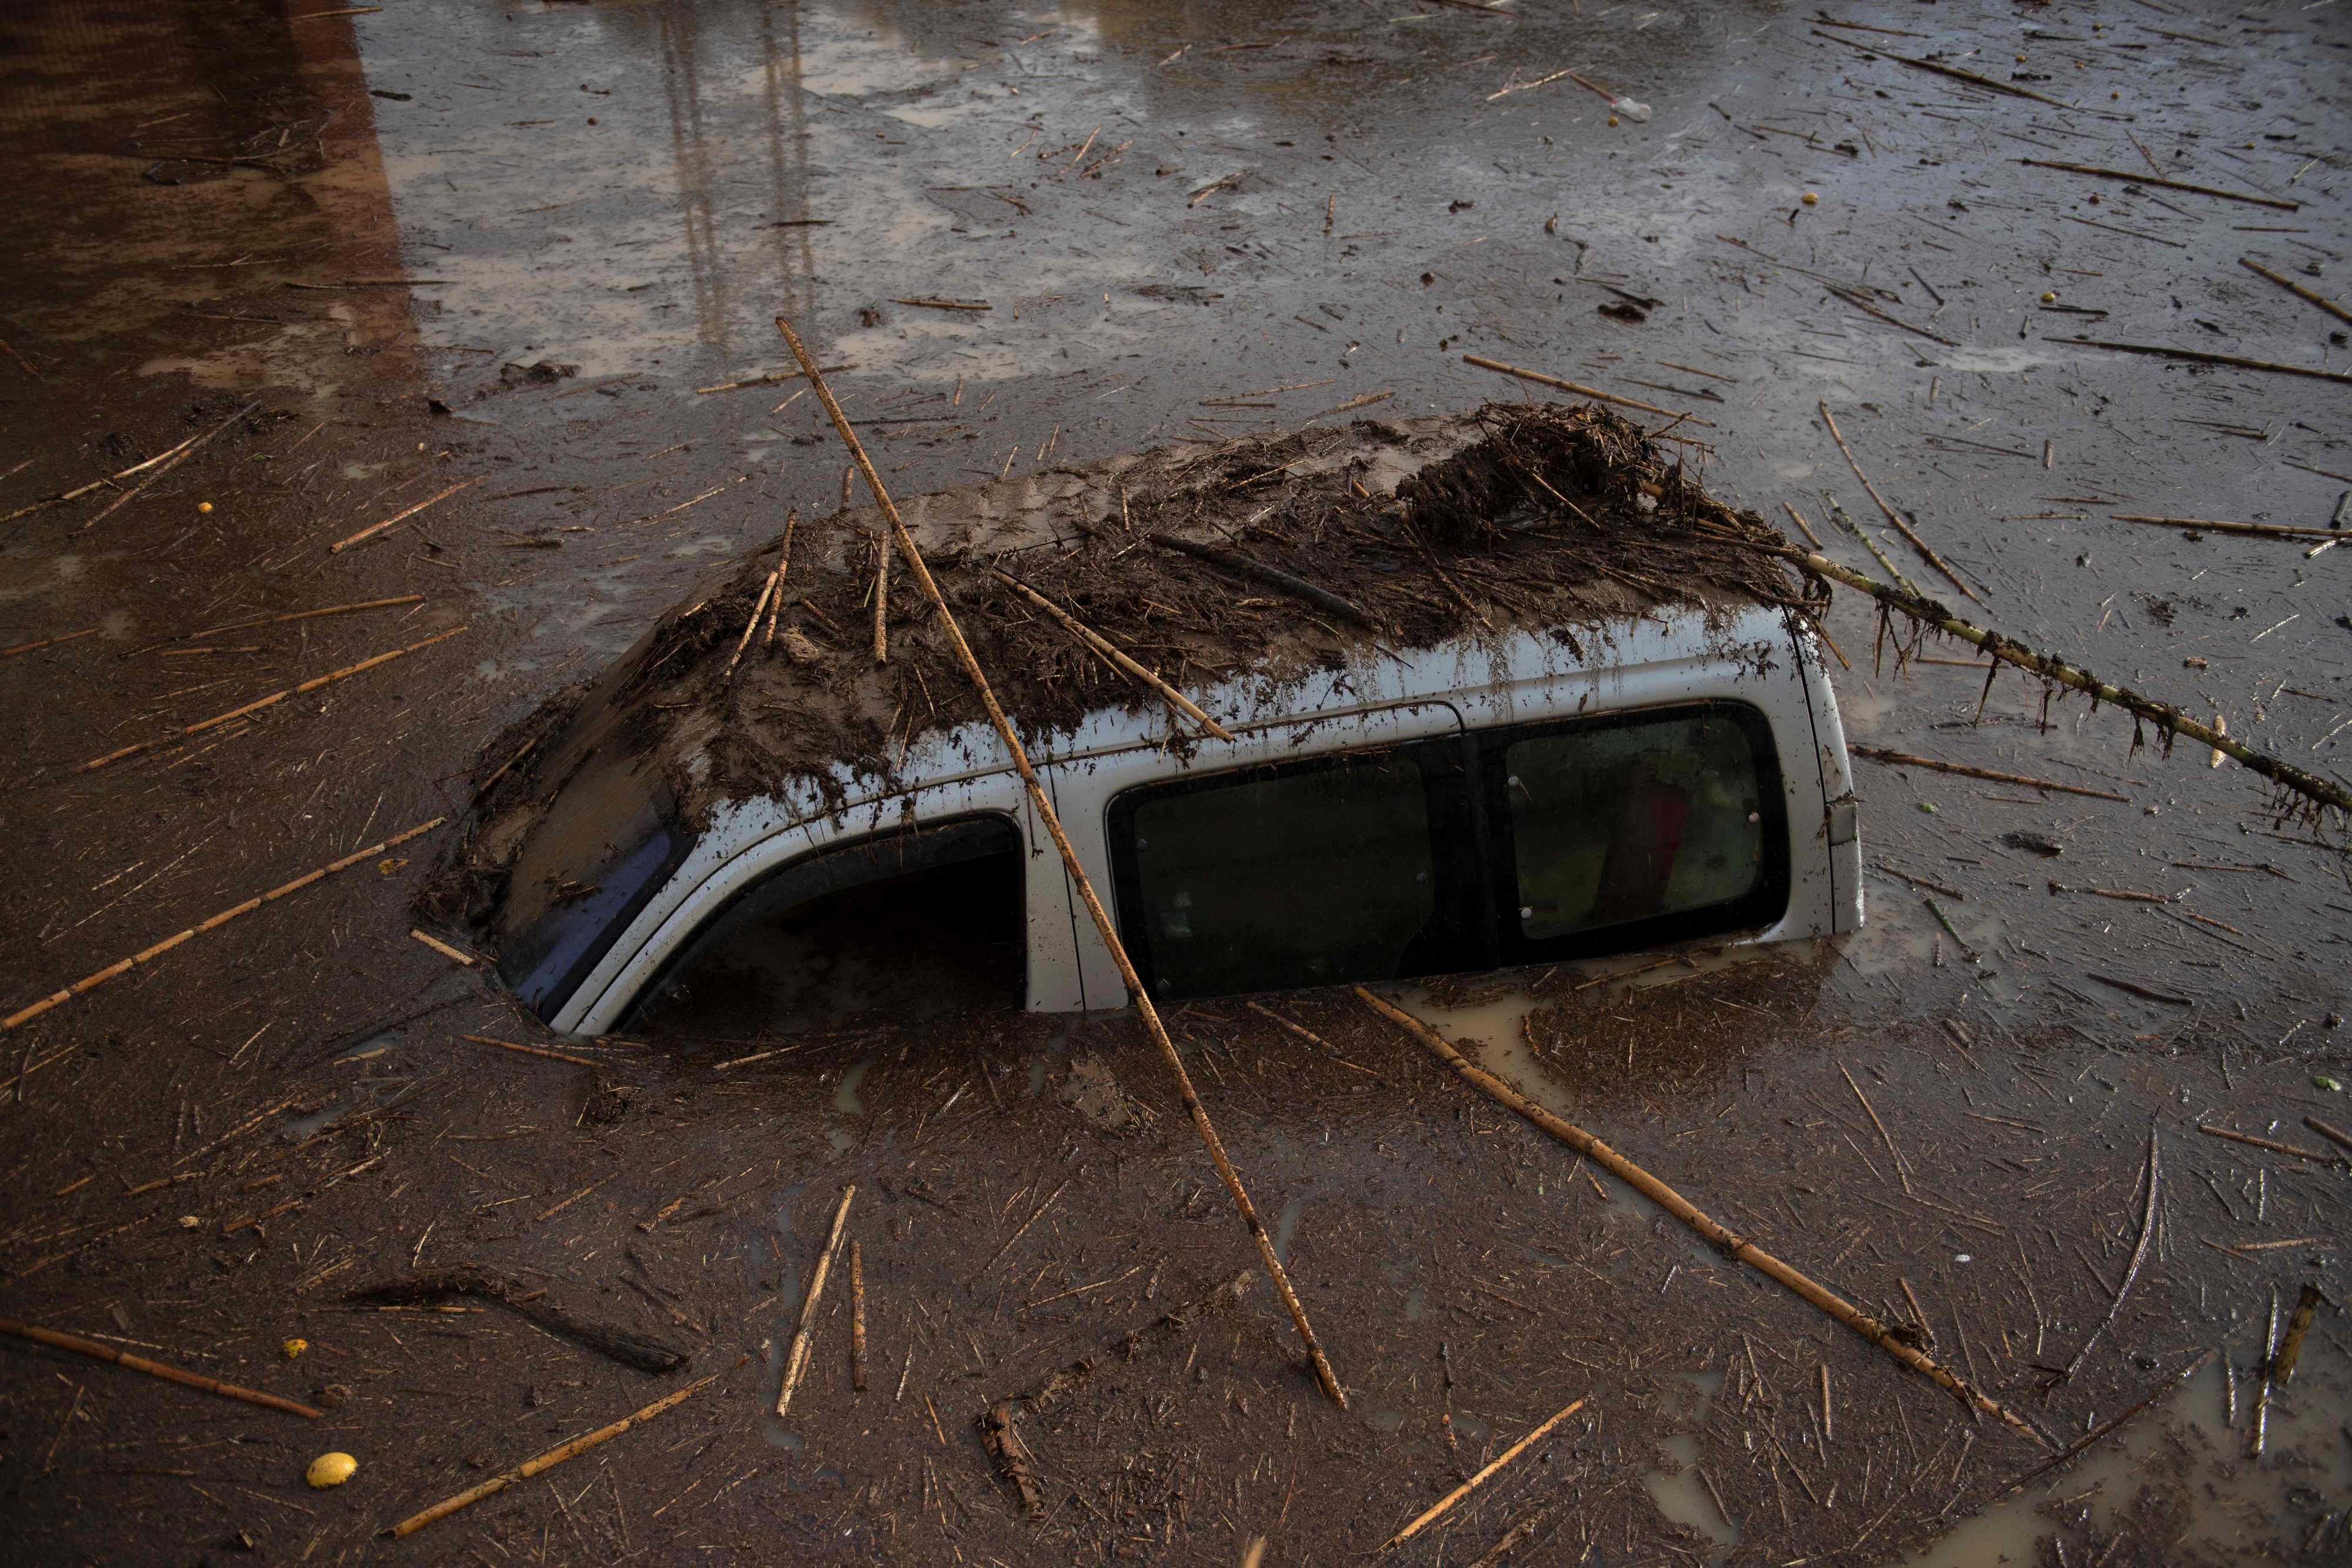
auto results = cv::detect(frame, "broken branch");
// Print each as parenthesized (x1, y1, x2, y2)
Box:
(1379, 1394, 1591, 1550)
(0, 1316, 320, 1419)
(1850, 746, 2130, 803)
(1819, 402, 1979, 602)
(991, 569, 1234, 741)
(777, 1184, 855, 1416)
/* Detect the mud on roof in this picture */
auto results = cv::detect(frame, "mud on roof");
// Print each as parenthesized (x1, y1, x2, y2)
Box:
(464, 399, 1818, 838)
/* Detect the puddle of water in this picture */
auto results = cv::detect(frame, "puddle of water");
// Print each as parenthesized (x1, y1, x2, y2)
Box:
(1362, 1406, 1408, 1435)
(832, 1052, 876, 1114)
(1643, 1370, 1738, 1561)
(1899, 1338, 2350, 1567)
(1402, 1286, 1426, 1322)
(1272, 1191, 1308, 1267)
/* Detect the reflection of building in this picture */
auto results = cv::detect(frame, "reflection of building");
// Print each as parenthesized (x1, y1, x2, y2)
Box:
(0, 2, 420, 385)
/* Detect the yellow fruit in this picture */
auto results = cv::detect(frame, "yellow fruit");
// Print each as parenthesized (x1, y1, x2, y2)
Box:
(283, 1338, 309, 1359)
(306, 1452, 357, 1489)
(197, 502, 213, 513)
(1607, 115, 1619, 126)
(2041, 292, 2057, 303)
(1801, 192, 1819, 206)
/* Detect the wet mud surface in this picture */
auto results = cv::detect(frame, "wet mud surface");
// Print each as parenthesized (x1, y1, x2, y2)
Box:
(2, 1, 2350, 1564)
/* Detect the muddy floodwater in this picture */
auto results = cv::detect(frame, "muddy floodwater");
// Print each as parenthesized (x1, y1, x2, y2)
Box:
(1, 1, 2348, 1564)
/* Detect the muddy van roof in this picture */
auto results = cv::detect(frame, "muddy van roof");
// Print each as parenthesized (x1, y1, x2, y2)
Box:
(431, 402, 1817, 947)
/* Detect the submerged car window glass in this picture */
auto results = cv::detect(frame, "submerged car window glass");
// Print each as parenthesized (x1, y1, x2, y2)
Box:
(1505, 710, 1766, 941)
(624, 817, 1023, 1039)
(1123, 753, 1438, 998)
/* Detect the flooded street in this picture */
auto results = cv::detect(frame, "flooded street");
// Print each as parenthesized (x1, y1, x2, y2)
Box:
(1, 1, 2348, 1563)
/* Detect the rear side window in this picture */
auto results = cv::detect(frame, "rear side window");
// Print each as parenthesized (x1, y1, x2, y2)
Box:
(1486, 704, 1786, 962)
(1107, 702, 1788, 1001)
(1107, 740, 1485, 999)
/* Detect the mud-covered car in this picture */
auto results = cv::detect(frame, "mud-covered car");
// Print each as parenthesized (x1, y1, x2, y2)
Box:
(430, 403, 1863, 1039)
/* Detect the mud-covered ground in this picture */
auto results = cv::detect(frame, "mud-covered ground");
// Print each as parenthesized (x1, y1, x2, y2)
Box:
(1, 1, 2348, 1564)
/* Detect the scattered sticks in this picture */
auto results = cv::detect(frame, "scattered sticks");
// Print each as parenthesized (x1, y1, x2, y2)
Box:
(1148, 534, 1379, 631)
(777, 1185, 856, 1417)
(74, 626, 467, 772)
(776, 312, 1348, 1409)
(2046, 1122, 2158, 1390)
(387, 1373, 719, 1537)
(991, 570, 1234, 741)
(2017, 159, 2298, 212)
(1818, 402, 1979, 602)
(2054, 338, 2352, 387)
(460, 1033, 599, 1068)
(1775, 549, 2352, 817)
(3, 817, 446, 1031)
(724, 519, 794, 684)
(1378, 1395, 1591, 1550)
(694, 362, 854, 395)
(75, 400, 265, 533)
(2197, 1124, 2346, 1168)
(1996, 1350, 2216, 1499)
(0, 1316, 320, 1419)
(2239, 257, 2352, 326)
(1849, 746, 2129, 803)
(1463, 354, 1717, 427)
(1357, 988, 2048, 1443)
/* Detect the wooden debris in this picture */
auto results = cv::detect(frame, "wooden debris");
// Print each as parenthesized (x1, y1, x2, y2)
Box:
(2, 627, 97, 658)
(1850, 746, 2127, 802)
(2304, 1116, 2352, 1159)
(387, 1373, 717, 1537)
(348, 1268, 689, 1373)
(0, 1316, 320, 1419)
(4, 817, 446, 1031)
(2087, 972, 2194, 1007)
(1994, 1349, 2215, 1499)
(1819, 402, 1979, 602)
(1463, 353, 1716, 426)
(1148, 534, 1379, 630)
(2054, 338, 2352, 386)
(1772, 547, 2352, 816)
(2, 406, 256, 526)
(2273, 1284, 2323, 1386)
(2018, 159, 2298, 211)
(693, 362, 854, 396)
(980, 1272, 1256, 1517)
(2250, 1288, 2279, 1458)
(2197, 1124, 2345, 1167)
(328, 477, 480, 553)
(850, 1241, 868, 1394)
(776, 312, 1348, 1409)
(76, 400, 264, 533)
(2239, 257, 2352, 326)
(992, 570, 1234, 741)
(75, 625, 469, 773)
(777, 1185, 854, 1416)
(724, 526, 793, 684)
(2104, 513, 2341, 541)
(1818, 32, 2073, 106)
(409, 929, 475, 966)
(2047, 1123, 2158, 1389)
(1357, 987, 2049, 1443)
(1379, 1394, 1591, 1550)
(460, 1033, 599, 1068)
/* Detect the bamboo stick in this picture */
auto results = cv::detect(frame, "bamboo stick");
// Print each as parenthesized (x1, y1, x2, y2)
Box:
(2239, 257, 2352, 326)
(387, 1374, 717, 1536)
(460, 1034, 599, 1068)
(776, 313, 1349, 1409)
(849, 1241, 868, 1393)
(2, 817, 446, 1031)
(991, 569, 1235, 741)
(871, 527, 890, 663)
(1379, 1393, 1589, 1550)
(1849, 746, 2130, 803)
(77, 400, 264, 533)
(0, 1316, 320, 1418)
(2105, 513, 2342, 541)
(1819, 402, 1979, 602)
(777, 1185, 854, 1416)
(723, 540, 787, 684)
(74, 626, 466, 772)
(2197, 1124, 2344, 1167)
(1461, 354, 1716, 426)
(2018, 159, 2299, 211)
(2, 627, 97, 658)
(2054, 337, 2352, 386)
(1355, 987, 2047, 1443)
(1779, 549, 2351, 817)
(182, 594, 424, 641)
(328, 477, 480, 553)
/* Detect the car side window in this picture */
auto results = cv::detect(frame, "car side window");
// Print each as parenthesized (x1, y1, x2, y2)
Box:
(1487, 704, 1786, 958)
(624, 815, 1024, 1039)
(1108, 740, 1484, 1000)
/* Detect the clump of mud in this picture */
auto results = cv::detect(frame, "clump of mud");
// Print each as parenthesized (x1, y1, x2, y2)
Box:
(427, 403, 1818, 940)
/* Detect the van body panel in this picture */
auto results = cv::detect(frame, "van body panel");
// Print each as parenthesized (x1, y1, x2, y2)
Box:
(547, 603, 1860, 1034)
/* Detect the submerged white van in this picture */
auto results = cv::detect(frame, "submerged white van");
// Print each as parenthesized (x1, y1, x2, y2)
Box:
(449, 406, 1863, 1039)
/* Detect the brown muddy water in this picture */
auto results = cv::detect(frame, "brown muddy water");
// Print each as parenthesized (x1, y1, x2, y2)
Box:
(1, 1, 2348, 1564)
